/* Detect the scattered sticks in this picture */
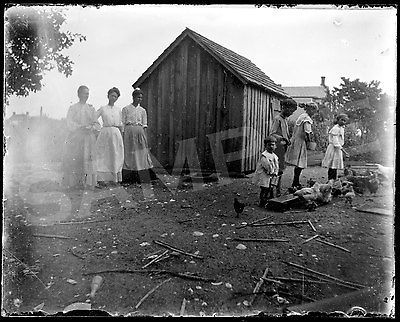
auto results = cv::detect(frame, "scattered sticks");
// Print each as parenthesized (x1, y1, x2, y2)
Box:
(236, 216, 271, 229)
(142, 250, 169, 268)
(282, 261, 365, 289)
(33, 234, 74, 239)
(260, 277, 285, 285)
(272, 277, 326, 284)
(56, 219, 107, 225)
(82, 268, 214, 282)
(68, 248, 86, 260)
(233, 238, 289, 243)
(3, 248, 48, 290)
(250, 267, 270, 305)
(293, 270, 360, 291)
(301, 235, 319, 244)
(308, 220, 317, 232)
(252, 220, 309, 227)
(153, 240, 203, 259)
(135, 278, 172, 310)
(315, 238, 351, 253)
(180, 298, 187, 316)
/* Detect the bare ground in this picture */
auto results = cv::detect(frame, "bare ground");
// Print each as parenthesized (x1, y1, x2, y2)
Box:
(2, 161, 395, 317)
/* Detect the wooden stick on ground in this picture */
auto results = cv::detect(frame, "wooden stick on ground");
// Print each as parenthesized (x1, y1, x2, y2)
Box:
(68, 248, 86, 260)
(308, 220, 317, 232)
(236, 216, 271, 229)
(293, 270, 360, 290)
(261, 277, 285, 285)
(315, 238, 351, 253)
(33, 234, 74, 239)
(180, 298, 187, 316)
(135, 278, 172, 310)
(250, 267, 270, 305)
(252, 220, 309, 227)
(301, 235, 319, 244)
(56, 219, 108, 225)
(273, 277, 326, 284)
(233, 238, 290, 243)
(3, 248, 49, 290)
(282, 261, 365, 289)
(153, 240, 203, 259)
(82, 269, 214, 282)
(142, 250, 169, 269)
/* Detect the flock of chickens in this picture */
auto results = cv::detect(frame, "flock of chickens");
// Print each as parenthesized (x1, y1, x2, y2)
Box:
(293, 165, 388, 209)
(234, 164, 392, 215)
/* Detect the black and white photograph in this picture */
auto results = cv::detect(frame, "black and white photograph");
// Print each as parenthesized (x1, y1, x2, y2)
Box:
(3, 3, 396, 317)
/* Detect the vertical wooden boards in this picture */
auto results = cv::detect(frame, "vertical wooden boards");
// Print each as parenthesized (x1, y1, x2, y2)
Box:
(241, 86, 248, 172)
(241, 87, 276, 173)
(168, 53, 176, 168)
(160, 60, 169, 166)
(156, 65, 163, 163)
(133, 35, 283, 174)
(195, 45, 201, 152)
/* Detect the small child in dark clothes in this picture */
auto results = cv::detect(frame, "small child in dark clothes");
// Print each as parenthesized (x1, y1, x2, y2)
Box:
(252, 136, 280, 207)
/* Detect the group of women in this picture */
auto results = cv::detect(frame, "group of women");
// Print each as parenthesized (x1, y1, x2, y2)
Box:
(62, 85, 349, 193)
(62, 85, 154, 190)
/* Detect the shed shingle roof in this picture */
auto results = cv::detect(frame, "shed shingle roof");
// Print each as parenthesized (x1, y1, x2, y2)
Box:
(188, 29, 288, 97)
(134, 28, 289, 98)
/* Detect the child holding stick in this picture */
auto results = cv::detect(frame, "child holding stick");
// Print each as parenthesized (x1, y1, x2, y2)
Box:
(252, 136, 280, 208)
(321, 113, 350, 180)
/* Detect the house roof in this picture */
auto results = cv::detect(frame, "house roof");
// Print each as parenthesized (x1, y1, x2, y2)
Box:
(7, 113, 29, 122)
(133, 28, 289, 98)
(282, 86, 327, 99)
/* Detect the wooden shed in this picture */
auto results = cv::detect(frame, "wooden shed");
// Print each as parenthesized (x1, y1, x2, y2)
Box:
(133, 28, 289, 175)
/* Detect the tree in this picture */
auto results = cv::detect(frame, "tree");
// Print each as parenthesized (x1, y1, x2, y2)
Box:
(4, 5, 86, 102)
(328, 77, 392, 142)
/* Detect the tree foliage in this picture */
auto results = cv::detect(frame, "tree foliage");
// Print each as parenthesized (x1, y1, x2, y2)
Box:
(327, 77, 393, 142)
(4, 6, 86, 101)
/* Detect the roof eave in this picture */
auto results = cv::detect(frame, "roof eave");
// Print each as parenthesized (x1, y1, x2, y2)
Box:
(133, 28, 248, 88)
(248, 81, 290, 98)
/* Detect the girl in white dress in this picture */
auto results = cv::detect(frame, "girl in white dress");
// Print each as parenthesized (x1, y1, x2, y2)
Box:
(321, 113, 350, 180)
(94, 87, 124, 186)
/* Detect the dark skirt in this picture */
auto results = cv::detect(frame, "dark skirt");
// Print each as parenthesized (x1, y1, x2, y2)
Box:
(123, 125, 153, 171)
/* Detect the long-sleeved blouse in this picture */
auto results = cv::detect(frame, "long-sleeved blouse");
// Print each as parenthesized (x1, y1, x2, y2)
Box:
(121, 104, 148, 130)
(66, 102, 100, 132)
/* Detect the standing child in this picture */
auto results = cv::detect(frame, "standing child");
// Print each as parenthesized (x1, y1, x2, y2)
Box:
(322, 113, 350, 180)
(285, 102, 318, 190)
(270, 98, 297, 196)
(252, 136, 280, 208)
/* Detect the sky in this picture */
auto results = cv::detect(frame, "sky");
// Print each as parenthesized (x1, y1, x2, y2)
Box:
(5, 4, 397, 120)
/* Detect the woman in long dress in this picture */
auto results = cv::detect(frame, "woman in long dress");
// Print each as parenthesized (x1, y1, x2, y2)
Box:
(270, 98, 297, 196)
(121, 88, 154, 184)
(94, 87, 124, 187)
(285, 102, 318, 190)
(62, 85, 100, 189)
(321, 113, 349, 181)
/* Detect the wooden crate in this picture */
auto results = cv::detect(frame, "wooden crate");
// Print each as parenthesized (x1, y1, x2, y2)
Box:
(266, 195, 303, 212)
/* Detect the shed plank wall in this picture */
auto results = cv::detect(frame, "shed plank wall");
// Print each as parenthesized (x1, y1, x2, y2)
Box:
(242, 85, 275, 173)
(138, 37, 283, 174)
(139, 37, 243, 172)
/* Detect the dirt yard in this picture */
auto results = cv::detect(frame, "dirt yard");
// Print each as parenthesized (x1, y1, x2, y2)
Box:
(2, 161, 395, 317)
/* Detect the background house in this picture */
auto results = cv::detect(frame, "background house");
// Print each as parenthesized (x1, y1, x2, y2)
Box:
(133, 28, 289, 175)
(283, 76, 330, 122)
(5, 108, 68, 163)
